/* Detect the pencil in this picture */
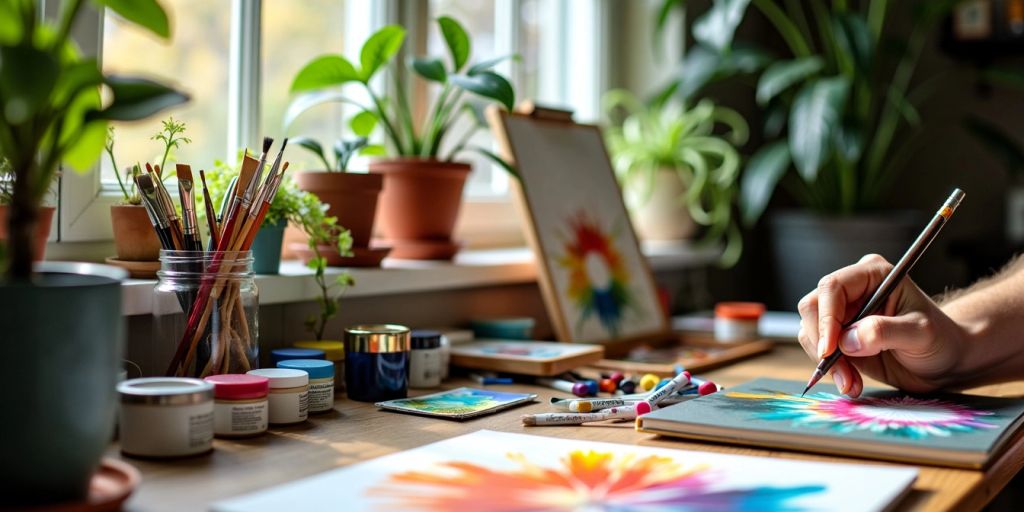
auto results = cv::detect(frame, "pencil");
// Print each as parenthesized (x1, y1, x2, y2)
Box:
(801, 188, 966, 395)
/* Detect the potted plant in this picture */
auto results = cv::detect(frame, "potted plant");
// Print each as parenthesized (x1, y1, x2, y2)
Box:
(604, 90, 748, 266)
(0, 158, 56, 262)
(0, 0, 187, 506)
(658, 0, 954, 307)
(105, 118, 191, 275)
(287, 17, 516, 260)
(286, 132, 387, 266)
(197, 156, 345, 274)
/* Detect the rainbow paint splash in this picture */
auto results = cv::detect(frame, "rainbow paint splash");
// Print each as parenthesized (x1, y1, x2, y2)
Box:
(726, 391, 998, 439)
(557, 212, 634, 337)
(368, 449, 823, 511)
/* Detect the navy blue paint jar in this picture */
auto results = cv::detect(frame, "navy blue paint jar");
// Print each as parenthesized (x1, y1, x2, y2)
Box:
(343, 325, 410, 402)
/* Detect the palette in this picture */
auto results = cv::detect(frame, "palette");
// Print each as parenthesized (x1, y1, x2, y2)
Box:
(638, 377, 1024, 468)
(212, 430, 917, 512)
(449, 340, 604, 376)
(375, 387, 537, 420)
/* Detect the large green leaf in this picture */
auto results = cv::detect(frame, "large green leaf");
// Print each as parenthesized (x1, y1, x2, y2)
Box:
(349, 110, 378, 137)
(90, 75, 189, 121)
(676, 45, 719, 99)
(692, 0, 751, 52)
(831, 12, 872, 76)
(283, 90, 366, 129)
(61, 86, 107, 173)
(449, 71, 514, 110)
(52, 59, 104, 107)
(411, 56, 447, 83)
(0, 44, 58, 124)
(437, 16, 470, 71)
(0, 0, 23, 44)
(756, 56, 823, 105)
(94, 0, 169, 39)
(655, 0, 687, 37)
(360, 25, 405, 82)
(467, 54, 519, 76)
(739, 141, 790, 226)
(290, 55, 360, 92)
(788, 77, 849, 181)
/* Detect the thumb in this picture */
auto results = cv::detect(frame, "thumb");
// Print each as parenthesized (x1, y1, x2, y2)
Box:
(838, 313, 934, 357)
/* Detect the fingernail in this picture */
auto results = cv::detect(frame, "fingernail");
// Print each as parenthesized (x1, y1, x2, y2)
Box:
(817, 337, 828, 358)
(840, 328, 861, 353)
(833, 372, 846, 392)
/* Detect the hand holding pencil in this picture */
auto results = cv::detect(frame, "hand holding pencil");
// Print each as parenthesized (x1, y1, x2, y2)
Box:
(796, 189, 970, 398)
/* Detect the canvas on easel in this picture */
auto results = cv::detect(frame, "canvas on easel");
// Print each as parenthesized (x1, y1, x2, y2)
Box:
(487, 104, 669, 351)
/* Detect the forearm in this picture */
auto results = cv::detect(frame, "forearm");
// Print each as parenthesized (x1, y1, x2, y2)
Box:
(940, 255, 1024, 386)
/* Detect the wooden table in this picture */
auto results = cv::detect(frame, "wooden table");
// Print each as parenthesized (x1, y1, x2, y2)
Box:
(114, 344, 1024, 511)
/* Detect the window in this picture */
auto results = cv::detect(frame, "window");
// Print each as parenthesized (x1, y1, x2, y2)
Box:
(58, 0, 609, 247)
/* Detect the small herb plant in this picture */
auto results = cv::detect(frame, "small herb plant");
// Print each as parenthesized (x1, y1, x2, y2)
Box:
(604, 90, 748, 266)
(105, 117, 192, 205)
(197, 158, 354, 341)
(286, 17, 516, 174)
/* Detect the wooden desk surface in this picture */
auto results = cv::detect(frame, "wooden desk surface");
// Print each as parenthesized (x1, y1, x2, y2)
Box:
(114, 344, 1024, 511)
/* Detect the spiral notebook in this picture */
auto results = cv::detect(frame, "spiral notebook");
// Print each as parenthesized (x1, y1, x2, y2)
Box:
(637, 378, 1024, 468)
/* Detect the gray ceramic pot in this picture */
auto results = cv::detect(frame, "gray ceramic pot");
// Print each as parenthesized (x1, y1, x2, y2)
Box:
(0, 262, 126, 507)
(769, 210, 922, 310)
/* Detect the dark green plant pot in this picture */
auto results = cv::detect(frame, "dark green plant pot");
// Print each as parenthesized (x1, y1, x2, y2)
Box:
(251, 219, 286, 274)
(0, 262, 126, 507)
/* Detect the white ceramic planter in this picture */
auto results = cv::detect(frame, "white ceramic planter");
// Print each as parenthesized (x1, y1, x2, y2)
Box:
(624, 167, 696, 242)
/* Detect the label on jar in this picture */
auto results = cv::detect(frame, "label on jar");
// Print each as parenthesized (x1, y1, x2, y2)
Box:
(268, 389, 309, 424)
(214, 399, 268, 436)
(188, 410, 214, 448)
(410, 348, 442, 388)
(308, 379, 335, 413)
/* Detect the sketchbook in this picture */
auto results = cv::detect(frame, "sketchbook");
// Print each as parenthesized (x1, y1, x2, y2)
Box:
(637, 377, 1024, 468)
(212, 430, 917, 512)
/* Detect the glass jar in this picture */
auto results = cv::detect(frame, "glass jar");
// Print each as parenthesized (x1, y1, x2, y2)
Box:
(153, 250, 258, 377)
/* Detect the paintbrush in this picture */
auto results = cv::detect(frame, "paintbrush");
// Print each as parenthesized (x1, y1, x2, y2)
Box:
(176, 164, 204, 251)
(242, 162, 289, 249)
(147, 163, 184, 250)
(135, 173, 174, 251)
(199, 170, 220, 249)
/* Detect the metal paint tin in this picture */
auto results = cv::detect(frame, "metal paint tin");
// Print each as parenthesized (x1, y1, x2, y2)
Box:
(117, 377, 214, 458)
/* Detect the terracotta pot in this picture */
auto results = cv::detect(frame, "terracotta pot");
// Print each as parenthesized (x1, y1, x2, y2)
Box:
(0, 205, 55, 261)
(369, 158, 470, 259)
(110, 205, 161, 261)
(293, 171, 383, 248)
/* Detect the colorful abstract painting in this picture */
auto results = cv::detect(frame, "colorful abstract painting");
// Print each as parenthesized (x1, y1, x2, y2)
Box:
(213, 430, 919, 512)
(370, 449, 823, 511)
(376, 388, 536, 420)
(557, 211, 638, 337)
(725, 391, 998, 439)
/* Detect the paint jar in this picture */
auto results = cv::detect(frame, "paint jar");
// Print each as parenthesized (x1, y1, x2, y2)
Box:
(714, 302, 765, 342)
(439, 334, 451, 380)
(247, 368, 308, 424)
(409, 330, 443, 388)
(470, 317, 535, 340)
(270, 347, 325, 366)
(204, 374, 269, 438)
(277, 359, 334, 414)
(117, 377, 214, 458)
(153, 250, 258, 377)
(344, 324, 410, 402)
(292, 340, 345, 391)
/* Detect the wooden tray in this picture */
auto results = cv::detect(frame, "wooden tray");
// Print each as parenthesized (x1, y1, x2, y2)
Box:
(589, 333, 774, 376)
(450, 340, 604, 376)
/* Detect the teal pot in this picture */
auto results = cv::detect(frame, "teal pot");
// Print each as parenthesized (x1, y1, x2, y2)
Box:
(251, 219, 286, 274)
(0, 262, 126, 507)
(768, 210, 922, 310)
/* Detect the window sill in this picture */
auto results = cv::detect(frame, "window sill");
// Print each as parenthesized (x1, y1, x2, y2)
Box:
(120, 242, 719, 316)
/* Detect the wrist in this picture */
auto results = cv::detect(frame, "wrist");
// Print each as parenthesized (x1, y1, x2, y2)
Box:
(940, 303, 994, 386)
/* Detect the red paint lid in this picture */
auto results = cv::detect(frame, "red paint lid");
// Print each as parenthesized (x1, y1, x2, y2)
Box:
(204, 374, 269, 400)
(715, 302, 766, 320)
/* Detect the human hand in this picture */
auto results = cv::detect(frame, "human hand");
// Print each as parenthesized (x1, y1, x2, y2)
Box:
(797, 254, 969, 397)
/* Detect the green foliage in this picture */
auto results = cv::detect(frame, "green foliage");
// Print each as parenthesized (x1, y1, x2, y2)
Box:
(657, 0, 954, 222)
(604, 90, 748, 267)
(151, 116, 191, 173)
(0, 157, 12, 204)
(0, 0, 187, 278)
(196, 156, 353, 341)
(287, 17, 518, 171)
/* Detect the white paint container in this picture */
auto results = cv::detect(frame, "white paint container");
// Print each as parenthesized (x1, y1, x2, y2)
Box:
(117, 377, 214, 458)
(714, 302, 765, 343)
(204, 374, 270, 438)
(248, 368, 309, 424)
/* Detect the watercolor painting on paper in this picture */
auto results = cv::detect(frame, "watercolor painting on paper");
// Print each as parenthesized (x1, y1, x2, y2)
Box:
(213, 430, 917, 512)
(375, 388, 536, 420)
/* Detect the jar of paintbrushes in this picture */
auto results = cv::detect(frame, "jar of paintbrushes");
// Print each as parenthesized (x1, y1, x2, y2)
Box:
(154, 250, 258, 377)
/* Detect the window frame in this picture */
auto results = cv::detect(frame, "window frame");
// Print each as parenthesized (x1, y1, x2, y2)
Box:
(54, 0, 611, 248)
